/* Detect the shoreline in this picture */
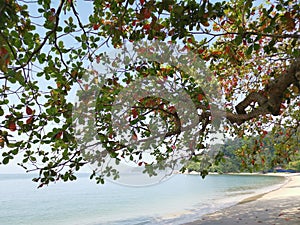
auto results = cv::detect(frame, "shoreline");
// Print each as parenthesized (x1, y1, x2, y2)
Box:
(236, 174, 294, 205)
(183, 173, 300, 225)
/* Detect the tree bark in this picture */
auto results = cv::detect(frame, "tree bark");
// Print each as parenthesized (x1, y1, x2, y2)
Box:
(226, 57, 300, 125)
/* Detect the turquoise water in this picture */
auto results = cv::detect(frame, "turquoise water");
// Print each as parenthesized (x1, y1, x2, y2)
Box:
(0, 174, 285, 225)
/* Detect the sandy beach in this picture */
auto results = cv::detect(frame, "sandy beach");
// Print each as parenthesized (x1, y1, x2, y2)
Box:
(184, 174, 300, 225)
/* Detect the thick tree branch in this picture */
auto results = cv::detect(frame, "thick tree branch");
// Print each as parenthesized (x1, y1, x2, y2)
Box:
(227, 58, 300, 125)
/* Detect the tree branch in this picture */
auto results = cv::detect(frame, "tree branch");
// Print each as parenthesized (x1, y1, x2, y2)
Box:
(15, 0, 65, 70)
(226, 58, 300, 125)
(190, 31, 300, 39)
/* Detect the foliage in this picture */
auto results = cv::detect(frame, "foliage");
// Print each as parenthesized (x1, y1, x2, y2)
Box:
(0, 0, 299, 186)
(188, 129, 300, 173)
(287, 160, 300, 171)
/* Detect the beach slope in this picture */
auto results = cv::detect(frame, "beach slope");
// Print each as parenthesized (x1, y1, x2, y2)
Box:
(184, 175, 300, 225)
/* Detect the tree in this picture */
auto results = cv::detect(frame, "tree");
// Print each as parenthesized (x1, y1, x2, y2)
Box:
(0, 0, 299, 186)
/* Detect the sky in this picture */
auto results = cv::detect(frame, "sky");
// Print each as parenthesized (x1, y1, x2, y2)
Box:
(0, 1, 94, 174)
(0, 0, 271, 174)
(1, 0, 225, 174)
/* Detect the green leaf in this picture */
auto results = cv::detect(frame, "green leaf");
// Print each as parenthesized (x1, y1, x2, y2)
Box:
(292, 49, 300, 57)
(263, 45, 270, 54)
(46, 107, 57, 115)
(11, 149, 18, 155)
(269, 39, 276, 48)
(234, 35, 243, 45)
(263, 26, 273, 33)
(253, 44, 260, 51)
(3, 157, 10, 165)
(246, 45, 253, 56)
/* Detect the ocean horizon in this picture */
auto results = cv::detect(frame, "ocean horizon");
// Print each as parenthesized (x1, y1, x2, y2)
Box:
(0, 173, 286, 225)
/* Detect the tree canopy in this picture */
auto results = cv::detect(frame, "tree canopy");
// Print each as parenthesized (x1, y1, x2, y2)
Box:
(0, 0, 299, 186)
(187, 128, 300, 174)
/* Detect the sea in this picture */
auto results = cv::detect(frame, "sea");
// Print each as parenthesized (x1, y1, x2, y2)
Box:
(0, 173, 286, 225)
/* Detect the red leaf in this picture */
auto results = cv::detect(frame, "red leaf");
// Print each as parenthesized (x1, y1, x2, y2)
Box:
(96, 56, 100, 64)
(237, 51, 244, 58)
(26, 106, 33, 115)
(225, 45, 230, 54)
(141, 8, 151, 19)
(198, 48, 205, 54)
(143, 24, 151, 30)
(168, 106, 176, 113)
(9, 121, 16, 131)
(5, 114, 12, 118)
(138, 161, 143, 166)
(55, 131, 63, 139)
(211, 51, 222, 56)
(0, 47, 8, 56)
(93, 24, 100, 30)
(241, 160, 246, 167)
(140, 0, 145, 5)
(0, 47, 9, 64)
(26, 116, 34, 124)
(262, 130, 268, 137)
(197, 94, 203, 101)
(131, 108, 138, 118)
(132, 133, 138, 141)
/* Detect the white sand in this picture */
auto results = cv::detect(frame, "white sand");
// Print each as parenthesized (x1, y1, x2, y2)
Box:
(184, 174, 300, 225)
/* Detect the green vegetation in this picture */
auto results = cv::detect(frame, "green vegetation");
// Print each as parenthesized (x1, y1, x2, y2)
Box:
(0, 0, 299, 186)
(186, 128, 300, 174)
(287, 160, 300, 171)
